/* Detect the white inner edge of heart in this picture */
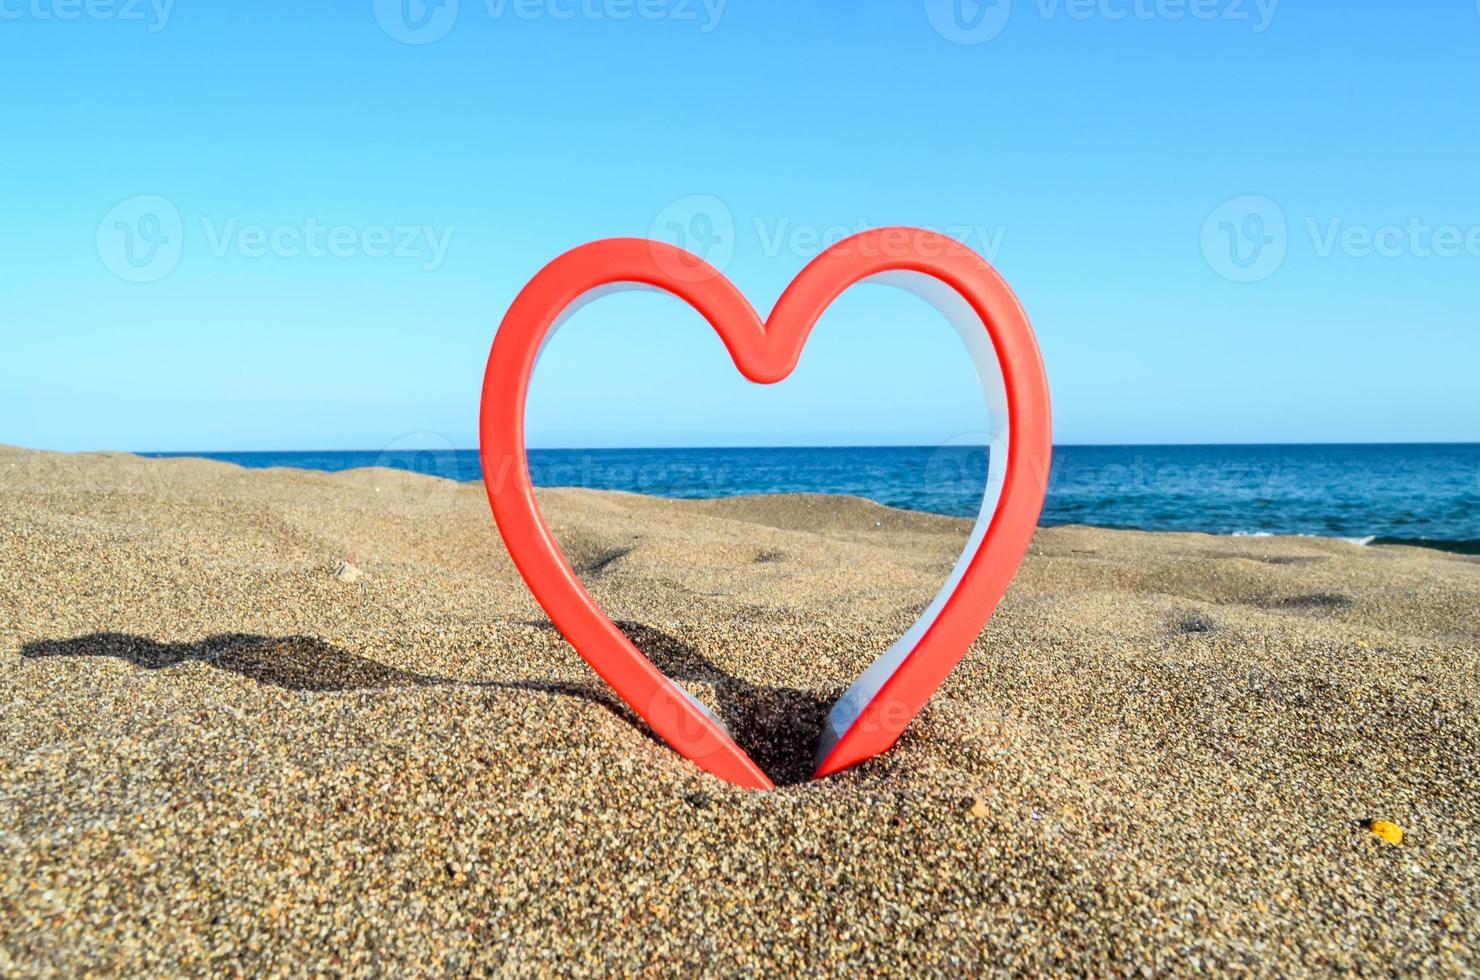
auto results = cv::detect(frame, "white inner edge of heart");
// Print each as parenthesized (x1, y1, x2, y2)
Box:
(542, 273, 1010, 762)
(815, 271, 1008, 764)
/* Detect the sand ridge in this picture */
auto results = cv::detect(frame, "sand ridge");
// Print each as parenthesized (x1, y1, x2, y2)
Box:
(1, 445, 1476, 974)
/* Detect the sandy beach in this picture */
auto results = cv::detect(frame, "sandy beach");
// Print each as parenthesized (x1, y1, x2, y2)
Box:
(1, 444, 1476, 975)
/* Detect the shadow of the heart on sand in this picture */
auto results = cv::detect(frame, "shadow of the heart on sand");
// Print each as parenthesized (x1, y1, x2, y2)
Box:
(20, 625, 831, 786)
(614, 622, 832, 787)
(21, 632, 443, 692)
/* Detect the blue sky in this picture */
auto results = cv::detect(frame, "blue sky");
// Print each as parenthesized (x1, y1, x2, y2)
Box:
(2, 2, 1477, 450)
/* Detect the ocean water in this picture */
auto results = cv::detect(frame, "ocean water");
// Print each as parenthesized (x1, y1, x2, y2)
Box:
(145, 444, 1480, 554)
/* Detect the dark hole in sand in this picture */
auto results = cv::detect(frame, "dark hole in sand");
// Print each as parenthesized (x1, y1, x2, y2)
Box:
(1272, 592, 1354, 611)
(577, 546, 634, 579)
(1176, 612, 1217, 635)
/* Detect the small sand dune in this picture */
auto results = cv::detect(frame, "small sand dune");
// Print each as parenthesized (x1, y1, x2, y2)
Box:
(0, 445, 1476, 974)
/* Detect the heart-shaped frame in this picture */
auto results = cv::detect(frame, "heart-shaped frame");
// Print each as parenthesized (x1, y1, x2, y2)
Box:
(480, 228, 1051, 790)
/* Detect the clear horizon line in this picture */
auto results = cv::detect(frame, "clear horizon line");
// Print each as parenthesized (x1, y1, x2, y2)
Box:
(126, 439, 1480, 454)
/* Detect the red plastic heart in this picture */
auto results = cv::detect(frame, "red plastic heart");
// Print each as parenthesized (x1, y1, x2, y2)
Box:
(479, 229, 1051, 790)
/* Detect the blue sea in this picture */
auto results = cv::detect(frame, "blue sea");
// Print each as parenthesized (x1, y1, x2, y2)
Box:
(145, 444, 1480, 554)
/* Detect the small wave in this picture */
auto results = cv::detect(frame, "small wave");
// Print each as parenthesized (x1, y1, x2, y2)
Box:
(1371, 536, 1480, 556)
(1232, 531, 1374, 546)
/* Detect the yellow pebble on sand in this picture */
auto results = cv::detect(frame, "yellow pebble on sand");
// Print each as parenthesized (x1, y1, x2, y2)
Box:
(1368, 820, 1403, 845)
